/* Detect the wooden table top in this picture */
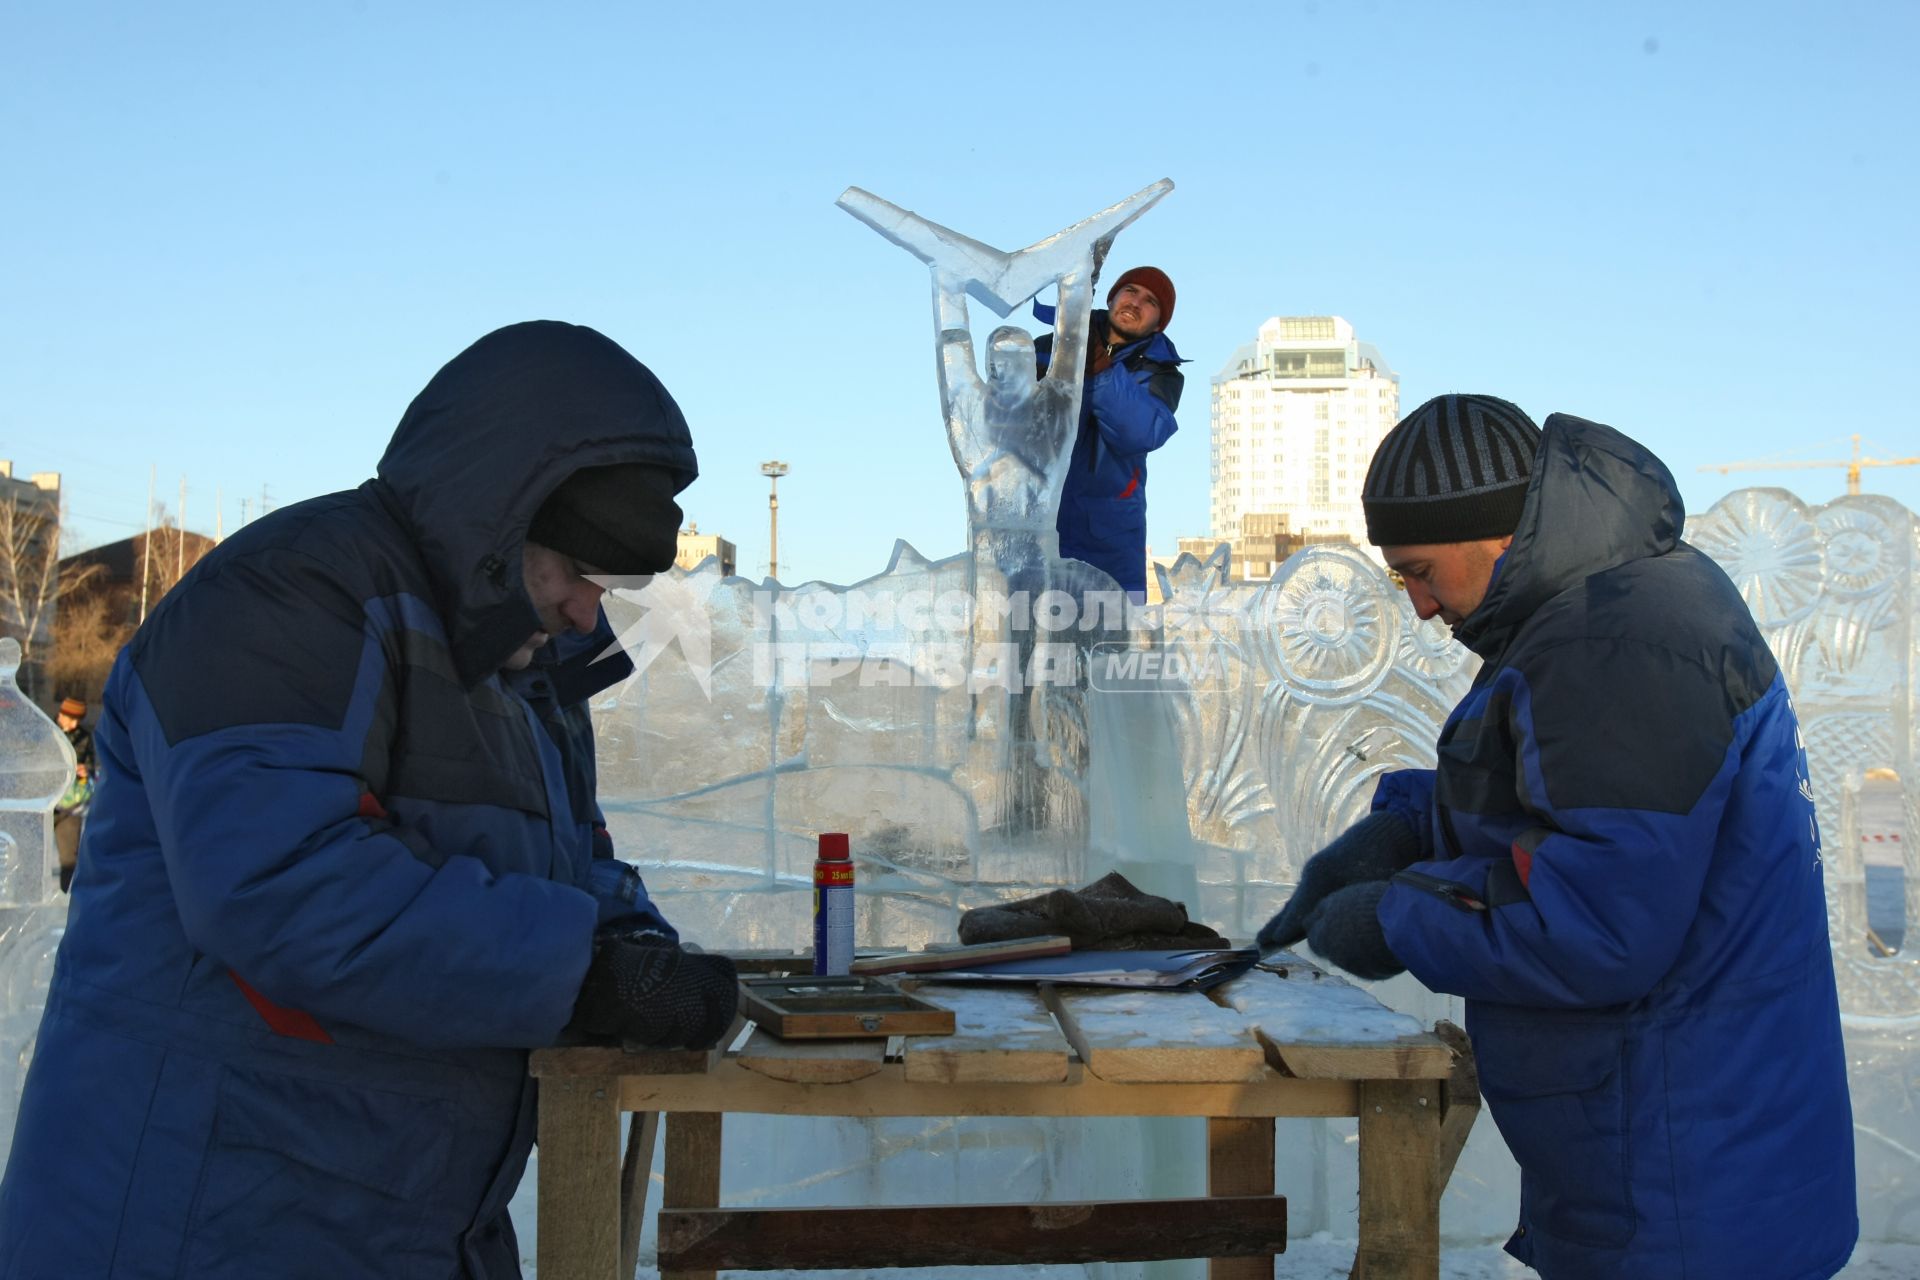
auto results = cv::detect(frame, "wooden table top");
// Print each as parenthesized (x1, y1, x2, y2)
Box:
(531, 951, 1455, 1091)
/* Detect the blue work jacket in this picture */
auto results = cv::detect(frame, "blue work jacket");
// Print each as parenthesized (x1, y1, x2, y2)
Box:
(1035, 307, 1184, 595)
(1374, 415, 1857, 1279)
(0, 321, 687, 1279)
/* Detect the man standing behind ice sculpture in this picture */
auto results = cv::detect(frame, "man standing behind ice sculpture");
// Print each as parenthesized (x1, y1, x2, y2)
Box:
(0, 321, 740, 1279)
(1257, 394, 1857, 1279)
(1035, 265, 1184, 600)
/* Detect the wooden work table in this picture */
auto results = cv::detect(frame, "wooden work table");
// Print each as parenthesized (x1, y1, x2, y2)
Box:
(531, 954, 1479, 1280)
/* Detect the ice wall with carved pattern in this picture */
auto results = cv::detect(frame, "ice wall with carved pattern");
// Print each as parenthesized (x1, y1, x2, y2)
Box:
(4, 492, 1913, 1263)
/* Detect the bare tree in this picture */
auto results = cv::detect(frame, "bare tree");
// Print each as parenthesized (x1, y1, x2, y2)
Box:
(134, 511, 211, 620)
(0, 489, 99, 701)
(43, 509, 215, 706)
(48, 586, 122, 708)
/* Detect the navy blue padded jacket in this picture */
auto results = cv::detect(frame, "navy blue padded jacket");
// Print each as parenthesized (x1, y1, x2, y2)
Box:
(0, 321, 693, 1279)
(1035, 307, 1183, 595)
(1375, 414, 1857, 1279)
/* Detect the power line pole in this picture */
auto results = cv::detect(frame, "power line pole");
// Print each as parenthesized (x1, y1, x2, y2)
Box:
(139, 465, 155, 623)
(759, 461, 789, 580)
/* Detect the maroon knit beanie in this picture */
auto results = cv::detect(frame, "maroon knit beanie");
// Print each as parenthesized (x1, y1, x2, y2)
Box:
(1106, 266, 1175, 330)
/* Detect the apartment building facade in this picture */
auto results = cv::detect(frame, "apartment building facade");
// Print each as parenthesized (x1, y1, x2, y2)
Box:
(1208, 316, 1399, 561)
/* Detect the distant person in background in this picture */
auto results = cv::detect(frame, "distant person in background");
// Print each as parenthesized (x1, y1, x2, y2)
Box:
(52, 695, 93, 893)
(1258, 394, 1857, 1278)
(1035, 265, 1185, 601)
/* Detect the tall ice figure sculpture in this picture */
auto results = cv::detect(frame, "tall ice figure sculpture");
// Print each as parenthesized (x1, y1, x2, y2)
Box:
(837, 182, 1188, 885)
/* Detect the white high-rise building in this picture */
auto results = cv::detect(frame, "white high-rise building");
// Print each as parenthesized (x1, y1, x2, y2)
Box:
(1209, 316, 1399, 548)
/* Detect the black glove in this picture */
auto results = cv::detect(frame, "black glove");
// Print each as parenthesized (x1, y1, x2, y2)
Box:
(1302, 881, 1404, 981)
(570, 932, 740, 1049)
(1257, 811, 1421, 953)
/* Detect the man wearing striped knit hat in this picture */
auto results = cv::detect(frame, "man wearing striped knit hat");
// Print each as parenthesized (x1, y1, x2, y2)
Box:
(1258, 393, 1856, 1279)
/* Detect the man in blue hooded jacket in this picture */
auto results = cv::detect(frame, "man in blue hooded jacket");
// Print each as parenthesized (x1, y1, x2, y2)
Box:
(1035, 265, 1184, 600)
(0, 322, 741, 1279)
(1259, 394, 1857, 1279)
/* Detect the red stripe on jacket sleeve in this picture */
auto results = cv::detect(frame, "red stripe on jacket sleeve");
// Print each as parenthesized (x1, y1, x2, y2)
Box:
(229, 971, 334, 1044)
(1510, 841, 1534, 887)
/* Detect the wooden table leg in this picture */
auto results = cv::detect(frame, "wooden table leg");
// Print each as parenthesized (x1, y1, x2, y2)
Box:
(1429, 1021, 1481, 1202)
(660, 1111, 723, 1280)
(537, 1075, 622, 1280)
(1351, 1079, 1441, 1280)
(618, 1112, 661, 1280)
(1208, 1117, 1277, 1279)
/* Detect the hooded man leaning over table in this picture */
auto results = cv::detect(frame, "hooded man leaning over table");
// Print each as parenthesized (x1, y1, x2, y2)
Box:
(0, 321, 740, 1280)
(1257, 394, 1857, 1280)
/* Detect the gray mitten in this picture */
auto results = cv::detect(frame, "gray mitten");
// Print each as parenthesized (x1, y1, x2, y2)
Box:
(1257, 811, 1420, 952)
(1303, 881, 1404, 981)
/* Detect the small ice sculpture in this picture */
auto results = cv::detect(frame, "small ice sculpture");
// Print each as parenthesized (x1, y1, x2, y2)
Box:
(0, 637, 71, 1157)
(0, 638, 71, 907)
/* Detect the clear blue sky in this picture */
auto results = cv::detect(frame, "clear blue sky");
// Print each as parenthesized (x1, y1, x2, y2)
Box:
(4, 1, 1914, 586)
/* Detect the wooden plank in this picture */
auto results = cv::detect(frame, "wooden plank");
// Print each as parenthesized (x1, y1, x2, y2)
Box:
(617, 1111, 659, 1280)
(530, 1044, 712, 1078)
(535, 1075, 621, 1280)
(1213, 962, 1451, 1080)
(620, 1063, 1358, 1119)
(657, 1196, 1286, 1270)
(1047, 987, 1266, 1084)
(1430, 1020, 1481, 1200)
(1352, 1079, 1441, 1280)
(660, 1111, 723, 1280)
(734, 1025, 887, 1083)
(721, 949, 809, 974)
(901, 984, 1071, 1084)
(1207, 1118, 1276, 1280)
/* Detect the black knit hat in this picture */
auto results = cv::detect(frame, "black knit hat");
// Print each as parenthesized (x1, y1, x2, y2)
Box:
(1362, 394, 1542, 545)
(528, 463, 684, 574)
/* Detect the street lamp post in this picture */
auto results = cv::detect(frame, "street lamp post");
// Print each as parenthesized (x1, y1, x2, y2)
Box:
(760, 461, 789, 580)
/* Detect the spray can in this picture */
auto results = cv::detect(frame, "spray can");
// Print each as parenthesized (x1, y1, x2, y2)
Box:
(812, 831, 854, 976)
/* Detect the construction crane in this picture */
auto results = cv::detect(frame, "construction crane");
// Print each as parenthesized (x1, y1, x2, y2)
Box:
(1700, 434, 1920, 496)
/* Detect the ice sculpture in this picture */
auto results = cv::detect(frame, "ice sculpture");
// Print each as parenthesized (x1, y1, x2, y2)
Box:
(0, 638, 71, 1155)
(1687, 488, 1920, 1246)
(0, 639, 71, 907)
(569, 186, 1501, 1267)
(836, 182, 1173, 873)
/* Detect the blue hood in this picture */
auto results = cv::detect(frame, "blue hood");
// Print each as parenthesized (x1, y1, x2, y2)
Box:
(1455, 412, 1684, 658)
(374, 320, 698, 683)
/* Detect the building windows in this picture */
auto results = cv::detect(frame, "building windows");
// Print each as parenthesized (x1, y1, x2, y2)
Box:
(1277, 318, 1336, 341)
(1269, 350, 1349, 379)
